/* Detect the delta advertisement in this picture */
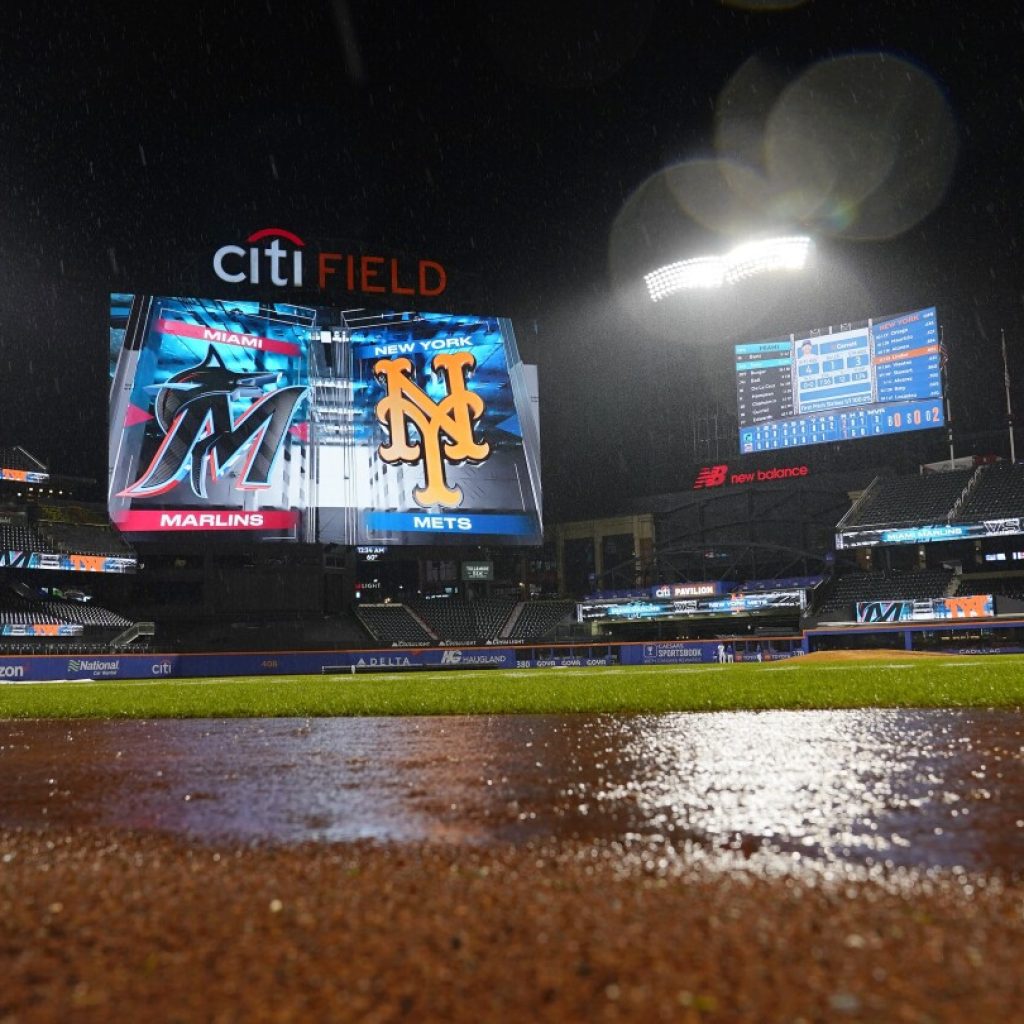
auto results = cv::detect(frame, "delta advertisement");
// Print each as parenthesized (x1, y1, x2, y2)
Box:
(109, 295, 542, 546)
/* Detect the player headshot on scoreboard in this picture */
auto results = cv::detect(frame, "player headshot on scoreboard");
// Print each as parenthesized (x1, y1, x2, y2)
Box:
(796, 338, 818, 376)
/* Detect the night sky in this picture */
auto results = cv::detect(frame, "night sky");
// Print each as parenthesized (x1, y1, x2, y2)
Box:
(1, 1, 1022, 521)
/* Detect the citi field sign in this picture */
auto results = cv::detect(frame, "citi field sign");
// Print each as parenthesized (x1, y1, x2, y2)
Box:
(212, 227, 448, 297)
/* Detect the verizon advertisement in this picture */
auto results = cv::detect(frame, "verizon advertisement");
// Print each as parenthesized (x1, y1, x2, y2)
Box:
(109, 295, 542, 546)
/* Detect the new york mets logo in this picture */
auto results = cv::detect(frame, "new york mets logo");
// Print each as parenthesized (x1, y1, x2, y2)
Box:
(120, 347, 307, 499)
(373, 352, 490, 508)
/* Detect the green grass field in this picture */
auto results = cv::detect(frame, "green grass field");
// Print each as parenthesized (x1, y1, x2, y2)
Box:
(0, 656, 1022, 718)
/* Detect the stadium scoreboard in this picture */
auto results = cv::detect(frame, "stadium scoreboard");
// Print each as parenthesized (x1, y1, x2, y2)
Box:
(108, 295, 543, 546)
(736, 306, 942, 453)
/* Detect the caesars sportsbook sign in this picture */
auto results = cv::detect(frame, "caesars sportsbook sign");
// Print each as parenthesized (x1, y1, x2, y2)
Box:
(108, 291, 542, 546)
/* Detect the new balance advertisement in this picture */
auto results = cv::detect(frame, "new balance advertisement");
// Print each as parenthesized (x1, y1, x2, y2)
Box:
(109, 295, 542, 546)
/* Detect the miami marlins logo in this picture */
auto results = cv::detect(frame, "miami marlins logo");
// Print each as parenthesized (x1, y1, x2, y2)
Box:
(120, 347, 307, 499)
(373, 351, 490, 508)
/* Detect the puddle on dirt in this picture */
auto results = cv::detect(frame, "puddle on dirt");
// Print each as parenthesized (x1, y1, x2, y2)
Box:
(1, 709, 1022, 876)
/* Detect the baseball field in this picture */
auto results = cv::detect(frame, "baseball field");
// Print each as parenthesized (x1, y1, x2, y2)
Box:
(1, 651, 1021, 718)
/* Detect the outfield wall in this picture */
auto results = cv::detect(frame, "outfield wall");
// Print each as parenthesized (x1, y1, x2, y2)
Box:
(2, 620, 1023, 681)
(0, 638, 797, 681)
(0, 648, 518, 682)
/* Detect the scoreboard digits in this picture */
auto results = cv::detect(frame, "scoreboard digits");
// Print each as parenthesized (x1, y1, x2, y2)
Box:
(736, 307, 942, 453)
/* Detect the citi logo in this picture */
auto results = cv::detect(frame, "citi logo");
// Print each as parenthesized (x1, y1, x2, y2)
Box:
(214, 228, 306, 287)
(0, 665, 25, 679)
(213, 227, 447, 297)
(151, 661, 174, 676)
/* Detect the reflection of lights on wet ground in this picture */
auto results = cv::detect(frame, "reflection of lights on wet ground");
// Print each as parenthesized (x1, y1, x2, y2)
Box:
(605, 709, 1023, 875)
(3, 709, 1022, 879)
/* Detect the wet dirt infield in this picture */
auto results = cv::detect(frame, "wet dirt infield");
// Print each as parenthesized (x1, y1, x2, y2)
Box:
(3, 709, 1024, 1021)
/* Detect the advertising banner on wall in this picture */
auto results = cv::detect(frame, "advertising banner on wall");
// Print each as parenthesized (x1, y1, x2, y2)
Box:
(0, 648, 518, 683)
(856, 595, 994, 623)
(0, 551, 136, 573)
(577, 589, 806, 623)
(0, 624, 83, 637)
(109, 295, 542, 546)
(837, 519, 1024, 549)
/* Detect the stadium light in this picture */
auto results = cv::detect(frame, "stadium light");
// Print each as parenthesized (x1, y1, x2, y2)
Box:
(644, 236, 813, 302)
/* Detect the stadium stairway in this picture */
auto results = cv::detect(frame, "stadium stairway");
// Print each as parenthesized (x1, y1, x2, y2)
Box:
(948, 468, 983, 521)
(500, 602, 525, 639)
(406, 604, 438, 642)
(112, 621, 155, 650)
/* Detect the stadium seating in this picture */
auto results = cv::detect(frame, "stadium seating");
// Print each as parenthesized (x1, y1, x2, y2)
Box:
(34, 521, 135, 557)
(506, 600, 575, 640)
(0, 584, 133, 633)
(841, 470, 974, 528)
(0, 522, 53, 552)
(410, 598, 479, 642)
(0, 640, 131, 656)
(355, 604, 434, 646)
(955, 575, 1024, 601)
(354, 598, 575, 645)
(0, 446, 47, 474)
(839, 464, 1024, 537)
(472, 597, 518, 638)
(410, 596, 519, 643)
(37, 600, 132, 628)
(954, 463, 1024, 522)
(815, 568, 954, 615)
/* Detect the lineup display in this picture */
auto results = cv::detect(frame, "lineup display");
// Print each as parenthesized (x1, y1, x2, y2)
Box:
(735, 307, 942, 453)
(109, 295, 542, 546)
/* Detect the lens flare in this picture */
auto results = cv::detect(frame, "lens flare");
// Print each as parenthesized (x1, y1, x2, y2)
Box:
(644, 236, 812, 301)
